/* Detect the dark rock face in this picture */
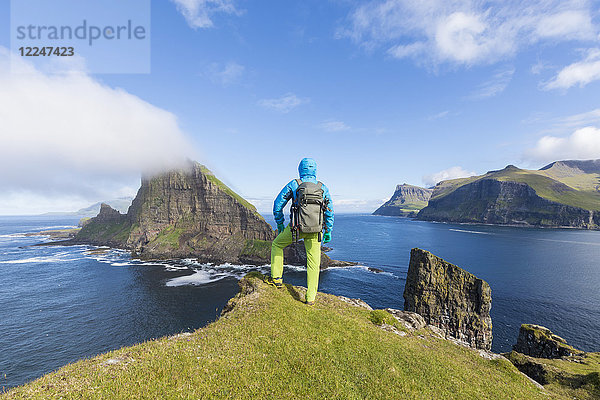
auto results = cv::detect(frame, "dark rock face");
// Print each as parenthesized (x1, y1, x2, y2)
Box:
(124, 162, 274, 261)
(96, 203, 126, 222)
(513, 324, 581, 359)
(76, 161, 275, 263)
(374, 184, 432, 217)
(281, 242, 357, 269)
(403, 248, 492, 350)
(418, 179, 599, 228)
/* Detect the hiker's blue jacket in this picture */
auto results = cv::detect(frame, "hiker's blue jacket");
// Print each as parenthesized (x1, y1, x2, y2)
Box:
(273, 158, 334, 233)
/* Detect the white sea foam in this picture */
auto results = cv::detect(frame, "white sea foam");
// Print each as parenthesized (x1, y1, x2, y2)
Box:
(0, 233, 27, 238)
(165, 270, 228, 286)
(449, 228, 492, 235)
(0, 255, 81, 264)
(28, 225, 78, 231)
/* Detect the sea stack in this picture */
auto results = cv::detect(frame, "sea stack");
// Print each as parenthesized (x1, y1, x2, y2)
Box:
(373, 184, 432, 217)
(403, 248, 493, 350)
(76, 160, 275, 263)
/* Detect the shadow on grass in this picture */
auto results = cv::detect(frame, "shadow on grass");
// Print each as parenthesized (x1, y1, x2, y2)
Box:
(285, 284, 304, 303)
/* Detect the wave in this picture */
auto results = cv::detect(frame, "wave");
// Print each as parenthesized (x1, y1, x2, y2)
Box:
(449, 228, 492, 235)
(0, 233, 27, 238)
(326, 264, 399, 279)
(0, 255, 83, 264)
(27, 225, 78, 231)
(165, 270, 228, 287)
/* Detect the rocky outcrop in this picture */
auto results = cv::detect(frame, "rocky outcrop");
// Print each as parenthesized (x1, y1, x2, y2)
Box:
(418, 178, 600, 228)
(73, 161, 274, 262)
(513, 324, 582, 359)
(505, 325, 597, 392)
(403, 248, 492, 350)
(124, 161, 274, 261)
(374, 184, 432, 217)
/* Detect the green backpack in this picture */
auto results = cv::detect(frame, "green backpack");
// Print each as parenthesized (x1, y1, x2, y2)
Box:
(290, 179, 327, 241)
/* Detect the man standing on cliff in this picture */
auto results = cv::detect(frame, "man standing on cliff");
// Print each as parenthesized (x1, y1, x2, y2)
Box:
(267, 158, 334, 305)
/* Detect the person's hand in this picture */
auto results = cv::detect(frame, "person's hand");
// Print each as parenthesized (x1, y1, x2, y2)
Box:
(277, 224, 285, 234)
(323, 232, 332, 243)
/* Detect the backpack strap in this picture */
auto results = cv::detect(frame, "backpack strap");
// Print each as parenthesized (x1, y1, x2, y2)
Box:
(292, 179, 302, 202)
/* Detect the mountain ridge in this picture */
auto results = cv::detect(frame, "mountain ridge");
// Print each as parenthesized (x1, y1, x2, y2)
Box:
(417, 159, 600, 229)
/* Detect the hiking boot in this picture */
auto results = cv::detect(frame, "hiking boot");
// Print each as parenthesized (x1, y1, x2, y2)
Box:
(266, 276, 283, 289)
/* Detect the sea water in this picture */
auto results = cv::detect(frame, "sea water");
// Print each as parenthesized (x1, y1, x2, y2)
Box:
(1, 214, 599, 389)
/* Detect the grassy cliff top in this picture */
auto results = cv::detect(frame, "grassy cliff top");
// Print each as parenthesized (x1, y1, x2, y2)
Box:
(430, 164, 600, 211)
(3, 273, 548, 400)
(198, 164, 264, 219)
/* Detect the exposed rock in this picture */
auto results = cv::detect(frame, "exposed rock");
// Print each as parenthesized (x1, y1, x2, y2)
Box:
(374, 184, 432, 217)
(280, 241, 357, 270)
(26, 228, 80, 240)
(74, 161, 274, 262)
(403, 248, 493, 350)
(78, 217, 92, 227)
(504, 350, 599, 394)
(338, 296, 373, 310)
(513, 324, 583, 359)
(385, 308, 427, 331)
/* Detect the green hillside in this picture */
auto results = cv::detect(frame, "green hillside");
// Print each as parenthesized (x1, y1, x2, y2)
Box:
(3, 273, 549, 400)
(431, 163, 600, 211)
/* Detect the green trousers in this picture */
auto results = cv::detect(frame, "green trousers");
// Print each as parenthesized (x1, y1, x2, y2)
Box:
(271, 225, 321, 302)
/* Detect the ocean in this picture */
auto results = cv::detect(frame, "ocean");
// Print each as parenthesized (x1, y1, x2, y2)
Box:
(1, 214, 599, 389)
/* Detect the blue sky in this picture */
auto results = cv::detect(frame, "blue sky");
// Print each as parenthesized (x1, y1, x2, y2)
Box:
(1, 0, 600, 214)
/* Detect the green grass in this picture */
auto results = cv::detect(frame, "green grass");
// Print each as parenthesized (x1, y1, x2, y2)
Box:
(240, 239, 271, 259)
(505, 351, 600, 399)
(430, 166, 600, 211)
(3, 274, 550, 400)
(149, 225, 183, 249)
(200, 165, 263, 218)
(493, 170, 600, 211)
(77, 220, 132, 244)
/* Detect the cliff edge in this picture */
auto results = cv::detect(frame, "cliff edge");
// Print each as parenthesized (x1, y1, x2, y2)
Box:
(373, 184, 432, 217)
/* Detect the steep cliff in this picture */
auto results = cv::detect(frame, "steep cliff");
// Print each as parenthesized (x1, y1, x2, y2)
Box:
(403, 248, 493, 350)
(373, 184, 432, 217)
(418, 161, 600, 229)
(75, 161, 275, 263)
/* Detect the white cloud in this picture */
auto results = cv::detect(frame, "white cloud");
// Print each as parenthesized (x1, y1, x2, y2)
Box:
(525, 126, 600, 163)
(542, 48, 600, 90)
(319, 120, 350, 132)
(469, 67, 515, 99)
(258, 93, 309, 113)
(0, 48, 196, 215)
(422, 166, 476, 186)
(170, 0, 240, 29)
(340, 0, 598, 66)
(205, 62, 245, 86)
(428, 110, 450, 120)
(556, 108, 600, 128)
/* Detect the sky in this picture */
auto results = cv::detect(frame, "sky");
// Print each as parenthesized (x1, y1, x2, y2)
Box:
(1, 0, 600, 215)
